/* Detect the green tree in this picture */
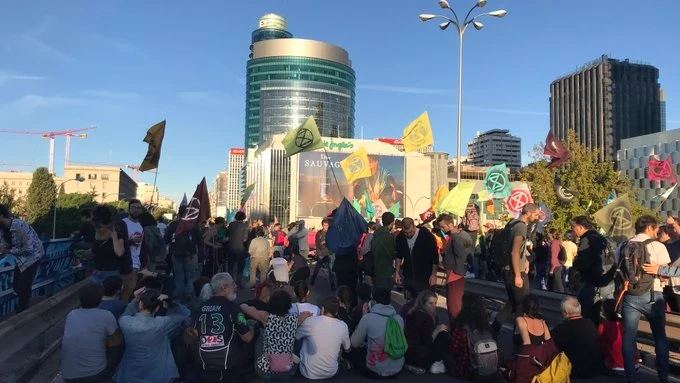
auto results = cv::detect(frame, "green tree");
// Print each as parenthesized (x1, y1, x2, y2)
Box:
(0, 182, 17, 212)
(520, 130, 654, 234)
(25, 167, 57, 225)
(50, 193, 97, 238)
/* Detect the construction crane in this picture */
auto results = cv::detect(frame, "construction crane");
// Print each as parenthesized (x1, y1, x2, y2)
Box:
(0, 162, 32, 172)
(0, 126, 96, 174)
(68, 161, 156, 182)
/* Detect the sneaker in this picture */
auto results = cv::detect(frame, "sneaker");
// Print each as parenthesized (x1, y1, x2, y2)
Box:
(405, 364, 426, 375)
(429, 360, 446, 374)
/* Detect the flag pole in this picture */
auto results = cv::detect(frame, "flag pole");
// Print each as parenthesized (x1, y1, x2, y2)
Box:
(149, 166, 159, 206)
(323, 147, 343, 196)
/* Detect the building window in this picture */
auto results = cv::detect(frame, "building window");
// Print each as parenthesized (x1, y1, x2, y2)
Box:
(75, 173, 81, 179)
(88, 174, 97, 180)
(101, 174, 109, 181)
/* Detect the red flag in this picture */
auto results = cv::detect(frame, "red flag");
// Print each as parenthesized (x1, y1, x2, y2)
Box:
(648, 157, 676, 184)
(543, 130, 570, 169)
(176, 178, 210, 236)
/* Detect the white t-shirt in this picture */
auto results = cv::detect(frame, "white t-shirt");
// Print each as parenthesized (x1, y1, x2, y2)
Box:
(617, 233, 671, 292)
(123, 218, 144, 269)
(289, 302, 321, 316)
(296, 315, 351, 380)
(270, 257, 289, 283)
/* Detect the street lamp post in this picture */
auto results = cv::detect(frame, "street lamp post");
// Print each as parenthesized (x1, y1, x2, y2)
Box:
(53, 177, 85, 239)
(397, 191, 431, 216)
(419, 0, 507, 184)
(102, 192, 125, 202)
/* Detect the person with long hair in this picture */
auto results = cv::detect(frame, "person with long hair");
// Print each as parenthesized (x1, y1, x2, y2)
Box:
(448, 293, 493, 380)
(90, 206, 126, 284)
(290, 280, 320, 316)
(403, 290, 448, 375)
(516, 295, 551, 346)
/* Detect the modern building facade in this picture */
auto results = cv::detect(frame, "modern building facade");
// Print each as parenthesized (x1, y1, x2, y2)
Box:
(244, 13, 356, 149)
(136, 182, 159, 204)
(550, 55, 661, 162)
(63, 165, 137, 203)
(244, 135, 445, 227)
(210, 171, 228, 218)
(661, 89, 667, 132)
(227, 148, 245, 209)
(618, 130, 680, 219)
(466, 129, 521, 169)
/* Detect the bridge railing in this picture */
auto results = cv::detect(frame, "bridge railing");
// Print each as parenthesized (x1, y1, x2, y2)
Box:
(0, 238, 84, 318)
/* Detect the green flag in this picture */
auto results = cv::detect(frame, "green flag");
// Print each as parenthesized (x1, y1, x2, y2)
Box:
(281, 116, 324, 157)
(240, 183, 255, 208)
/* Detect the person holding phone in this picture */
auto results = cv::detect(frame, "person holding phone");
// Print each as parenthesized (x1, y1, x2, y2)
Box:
(90, 206, 126, 284)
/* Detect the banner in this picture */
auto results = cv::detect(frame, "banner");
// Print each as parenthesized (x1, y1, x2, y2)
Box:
(483, 163, 511, 198)
(648, 156, 676, 184)
(282, 116, 324, 157)
(401, 111, 433, 153)
(139, 120, 166, 171)
(298, 152, 404, 218)
(340, 146, 372, 184)
(505, 185, 534, 217)
(431, 184, 449, 208)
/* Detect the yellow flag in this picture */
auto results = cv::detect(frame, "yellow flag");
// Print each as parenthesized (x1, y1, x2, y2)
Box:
(340, 146, 372, 184)
(435, 181, 475, 217)
(402, 111, 433, 152)
(281, 116, 324, 157)
(476, 190, 490, 202)
(431, 184, 449, 208)
(139, 120, 166, 171)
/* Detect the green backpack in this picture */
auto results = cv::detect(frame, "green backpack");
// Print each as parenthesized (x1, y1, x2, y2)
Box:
(382, 314, 407, 359)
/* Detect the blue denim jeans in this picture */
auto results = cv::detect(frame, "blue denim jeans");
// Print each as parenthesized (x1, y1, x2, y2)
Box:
(90, 269, 120, 284)
(577, 282, 615, 324)
(172, 254, 198, 303)
(621, 292, 669, 383)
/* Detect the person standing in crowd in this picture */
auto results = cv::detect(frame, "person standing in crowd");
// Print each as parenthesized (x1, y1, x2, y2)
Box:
(288, 220, 310, 260)
(247, 226, 270, 289)
(271, 223, 287, 256)
(139, 212, 166, 273)
(548, 228, 565, 293)
(437, 213, 474, 320)
(225, 212, 249, 286)
(311, 219, 336, 290)
(165, 205, 202, 303)
(295, 296, 352, 380)
(571, 215, 615, 324)
(395, 217, 438, 295)
(550, 297, 601, 379)
(617, 215, 670, 383)
(156, 216, 167, 237)
(61, 284, 122, 383)
(121, 199, 145, 301)
(561, 231, 578, 291)
(72, 208, 96, 250)
(114, 287, 190, 383)
(0, 204, 45, 312)
(89, 206, 126, 284)
(185, 273, 254, 383)
(403, 290, 448, 375)
(371, 212, 397, 291)
(491, 204, 539, 337)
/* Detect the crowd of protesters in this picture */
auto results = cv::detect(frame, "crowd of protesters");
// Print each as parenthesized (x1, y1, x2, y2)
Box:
(2, 197, 677, 383)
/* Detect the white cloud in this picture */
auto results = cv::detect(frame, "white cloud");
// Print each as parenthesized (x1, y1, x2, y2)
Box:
(0, 95, 83, 116)
(358, 84, 453, 95)
(81, 90, 141, 99)
(0, 72, 47, 86)
(22, 16, 72, 62)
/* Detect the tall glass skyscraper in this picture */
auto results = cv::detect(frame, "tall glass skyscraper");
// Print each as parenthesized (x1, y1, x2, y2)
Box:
(244, 14, 356, 149)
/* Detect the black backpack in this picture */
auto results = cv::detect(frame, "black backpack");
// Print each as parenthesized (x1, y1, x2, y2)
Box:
(172, 229, 195, 258)
(492, 220, 522, 271)
(615, 239, 655, 297)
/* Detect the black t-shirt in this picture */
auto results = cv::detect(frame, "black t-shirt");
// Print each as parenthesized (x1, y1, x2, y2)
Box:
(196, 296, 251, 371)
(509, 220, 528, 272)
(551, 317, 602, 378)
(93, 238, 120, 271)
(243, 298, 269, 313)
(79, 221, 96, 243)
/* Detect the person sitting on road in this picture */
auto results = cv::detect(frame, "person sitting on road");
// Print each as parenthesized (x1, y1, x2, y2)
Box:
(61, 283, 123, 383)
(404, 290, 448, 375)
(551, 296, 602, 378)
(350, 288, 405, 379)
(243, 281, 272, 312)
(114, 287, 190, 383)
(398, 284, 418, 318)
(98, 275, 127, 320)
(295, 296, 351, 379)
(516, 295, 551, 346)
(240, 290, 313, 380)
(448, 293, 494, 380)
(290, 280, 320, 316)
(350, 282, 373, 333)
(185, 276, 211, 318)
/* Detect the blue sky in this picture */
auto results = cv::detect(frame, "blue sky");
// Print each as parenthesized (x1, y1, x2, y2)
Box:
(1, 0, 679, 204)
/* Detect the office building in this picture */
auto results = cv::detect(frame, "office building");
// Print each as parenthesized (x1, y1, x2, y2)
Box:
(0, 171, 62, 199)
(550, 55, 661, 162)
(661, 89, 667, 132)
(424, 152, 449, 195)
(466, 129, 522, 169)
(244, 135, 446, 226)
(210, 171, 228, 218)
(244, 13, 356, 148)
(227, 148, 245, 209)
(63, 165, 137, 203)
(618, 130, 680, 218)
(157, 196, 176, 211)
(136, 182, 159, 204)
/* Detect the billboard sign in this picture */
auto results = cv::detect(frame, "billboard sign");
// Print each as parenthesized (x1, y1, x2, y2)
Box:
(297, 152, 404, 218)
